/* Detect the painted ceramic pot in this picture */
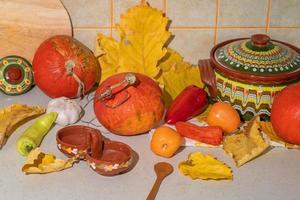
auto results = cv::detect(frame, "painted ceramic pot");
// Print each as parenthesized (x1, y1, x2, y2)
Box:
(86, 139, 133, 176)
(0, 55, 34, 95)
(199, 34, 300, 120)
(56, 125, 102, 159)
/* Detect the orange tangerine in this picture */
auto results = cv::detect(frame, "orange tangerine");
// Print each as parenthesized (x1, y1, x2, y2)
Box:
(207, 102, 240, 133)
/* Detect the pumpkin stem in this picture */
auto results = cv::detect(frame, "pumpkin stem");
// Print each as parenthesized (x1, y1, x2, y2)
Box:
(65, 59, 85, 98)
(65, 60, 76, 75)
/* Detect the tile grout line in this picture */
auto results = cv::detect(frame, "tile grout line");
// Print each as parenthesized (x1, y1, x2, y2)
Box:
(213, 0, 220, 45)
(74, 27, 112, 30)
(110, 0, 114, 37)
(265, 0, 271, 34)
(269, 26, 300, 29)
(73, 26, 300, 30)
(164, 0, 167, 15)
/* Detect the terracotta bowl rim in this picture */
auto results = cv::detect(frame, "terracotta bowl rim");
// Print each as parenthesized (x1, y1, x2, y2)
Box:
(56, 125, 101, 149)
(85, 140, 132, 165)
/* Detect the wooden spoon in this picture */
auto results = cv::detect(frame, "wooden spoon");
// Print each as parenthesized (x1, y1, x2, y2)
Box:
(146, 162, 174, 200)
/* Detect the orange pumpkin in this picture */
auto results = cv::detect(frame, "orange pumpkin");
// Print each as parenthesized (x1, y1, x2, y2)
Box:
(33, 35, 99, 98)
(271, 83, 300, 144)
(93, 73, 164, 135)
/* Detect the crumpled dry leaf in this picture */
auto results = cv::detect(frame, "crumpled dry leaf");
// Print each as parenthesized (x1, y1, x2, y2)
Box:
(259, 121, 300, 149)
(22, 148, 75, 174)
(178, 152, 233, 180)
(223, 116, 269, 167)
(0, 104, 45, 149)
(96, 3, 171, 80)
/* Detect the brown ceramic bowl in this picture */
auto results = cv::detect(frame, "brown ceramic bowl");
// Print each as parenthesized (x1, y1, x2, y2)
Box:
(56, 125, 102, 159)
(86, 140, 133, 176)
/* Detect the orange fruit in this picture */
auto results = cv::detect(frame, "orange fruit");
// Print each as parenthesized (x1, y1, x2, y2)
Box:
(207, 102, 240, 133)
(150, 126, 182, 158)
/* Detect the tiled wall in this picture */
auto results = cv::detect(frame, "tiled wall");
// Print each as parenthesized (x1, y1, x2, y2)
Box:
(61, 0, 300, 65)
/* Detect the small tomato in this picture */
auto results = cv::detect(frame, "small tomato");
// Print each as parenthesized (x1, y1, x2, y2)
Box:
(150, 126, 182, 158)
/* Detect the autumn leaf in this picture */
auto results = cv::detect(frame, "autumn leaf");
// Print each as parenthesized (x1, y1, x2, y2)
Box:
(157, 49, 203, 105)
(178, 152, 233, 180)
(96, 3, 171, 81)
(223, 116, 270, 167)
(96, 34, 120, 81)
(22, 148, 75, 174)
(0, 104, 45, 149)
(259, 121, 300, 149)
(117, 4, 170, 77)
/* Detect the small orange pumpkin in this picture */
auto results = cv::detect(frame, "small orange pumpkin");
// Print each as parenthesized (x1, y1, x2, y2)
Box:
(33, 35, 99, 98)
(93, 73, 164, 135)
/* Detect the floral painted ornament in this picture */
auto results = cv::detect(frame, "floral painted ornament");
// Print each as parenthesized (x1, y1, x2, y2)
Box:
(0, 55, 34, 95)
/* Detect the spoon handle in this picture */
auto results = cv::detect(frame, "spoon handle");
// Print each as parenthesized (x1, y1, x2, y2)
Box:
(146, 176, 164, 200)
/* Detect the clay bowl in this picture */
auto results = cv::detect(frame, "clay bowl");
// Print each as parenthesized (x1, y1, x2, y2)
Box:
(56, 125, 102, 159)
(86, 140, 133, 176)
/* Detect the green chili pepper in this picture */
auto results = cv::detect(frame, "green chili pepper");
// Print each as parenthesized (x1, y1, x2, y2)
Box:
(16, 112, 58, 156)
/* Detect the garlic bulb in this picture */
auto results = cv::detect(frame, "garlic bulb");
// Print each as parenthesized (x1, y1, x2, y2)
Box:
(46, 97, 83, 126)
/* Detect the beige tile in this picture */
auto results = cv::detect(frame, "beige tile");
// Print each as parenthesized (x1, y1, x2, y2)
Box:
(217, 29, 266, 43)
(114, 0, 164, 24)
(270, 0, 300, 27)
(167, 0, 216, 27)
(61, 0, 110, 27)
(268, 29, 300, 48)
(73, 29, 110, 52)
(168, 30, 215, 64)
(218, 0, 268, 27)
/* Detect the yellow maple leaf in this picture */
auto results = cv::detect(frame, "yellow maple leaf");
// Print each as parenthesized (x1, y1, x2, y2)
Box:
(157, 49, 204, 105)
(96, 3, 171, 81)
(178, 152, 233, 180)
(96, 34, 120, 81)
(157, 48, 183, 72)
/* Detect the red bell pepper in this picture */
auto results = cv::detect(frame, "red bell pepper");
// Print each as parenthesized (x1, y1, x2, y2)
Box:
(165, 85, 208, 124)
(175, 121, 223, 145)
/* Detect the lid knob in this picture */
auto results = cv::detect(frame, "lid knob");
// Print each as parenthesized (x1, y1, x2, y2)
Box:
(6, 66, 23, 84)
(251, 34, 271, 48)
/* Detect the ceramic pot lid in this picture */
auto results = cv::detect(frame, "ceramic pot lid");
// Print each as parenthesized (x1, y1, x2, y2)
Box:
(212, 34, 300, 84)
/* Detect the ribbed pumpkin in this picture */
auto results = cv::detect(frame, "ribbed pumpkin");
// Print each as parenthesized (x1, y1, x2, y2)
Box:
(32, 35, 100, 98)
(94, 73, 164, 135)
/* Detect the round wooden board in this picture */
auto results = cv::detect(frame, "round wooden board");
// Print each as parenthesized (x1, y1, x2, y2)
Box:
(0, 0, 72, 62)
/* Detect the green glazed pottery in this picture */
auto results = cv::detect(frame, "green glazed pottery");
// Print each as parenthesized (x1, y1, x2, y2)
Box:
(0, 55, 34, 95)
(199, 34, 300, 120)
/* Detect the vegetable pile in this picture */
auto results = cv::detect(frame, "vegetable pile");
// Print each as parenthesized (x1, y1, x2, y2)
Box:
(1, 0, 299, 182)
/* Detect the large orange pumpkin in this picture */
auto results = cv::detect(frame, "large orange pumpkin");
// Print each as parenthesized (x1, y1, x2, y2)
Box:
(33, 35, 100, 98)
(271, 83, 300, 144)
(94, 73, 164, 135)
